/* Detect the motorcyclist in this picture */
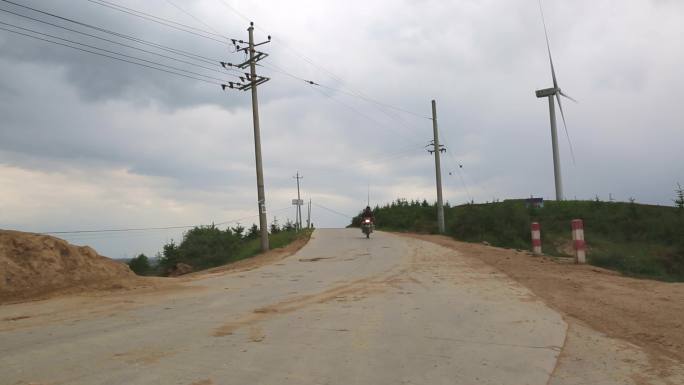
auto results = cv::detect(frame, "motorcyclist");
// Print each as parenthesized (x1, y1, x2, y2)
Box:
(361, 206, 374, 222)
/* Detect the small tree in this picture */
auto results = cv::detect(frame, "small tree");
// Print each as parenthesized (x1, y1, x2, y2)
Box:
(270, 217, 281, 234)
(231, 223, 245, 238)
(283, 219, 295, 232)
(128, 253, 150, 275)
(675, 183, 684, 209)
(246, 224, 259, 239)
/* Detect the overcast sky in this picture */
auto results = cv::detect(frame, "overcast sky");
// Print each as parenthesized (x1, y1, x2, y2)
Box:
(1, 0, 682, 259)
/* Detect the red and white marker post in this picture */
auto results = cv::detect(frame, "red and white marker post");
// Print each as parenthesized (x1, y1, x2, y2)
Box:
(571, 219, 586, 264)
(531, 222, 542, 255)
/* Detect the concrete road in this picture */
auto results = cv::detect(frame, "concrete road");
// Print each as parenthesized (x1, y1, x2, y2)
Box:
(0, 229, 566, 385)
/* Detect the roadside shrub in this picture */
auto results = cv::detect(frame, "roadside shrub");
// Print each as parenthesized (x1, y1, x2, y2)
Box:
(156, 224, 304, 276)
(158, 225, 241, 272)
(128, 253, 151, 276)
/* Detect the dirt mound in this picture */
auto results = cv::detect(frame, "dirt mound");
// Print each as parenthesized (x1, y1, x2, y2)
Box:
(0, 230, 136, 303)
(167, 263, 193, 277)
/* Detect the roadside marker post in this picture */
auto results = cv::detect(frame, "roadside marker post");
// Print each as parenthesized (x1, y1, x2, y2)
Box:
(531, 222, 542, 255)
(571, 219, 586, 264)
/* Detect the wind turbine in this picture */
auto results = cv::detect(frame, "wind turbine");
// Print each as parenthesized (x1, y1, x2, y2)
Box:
(535, 0, 576, 201)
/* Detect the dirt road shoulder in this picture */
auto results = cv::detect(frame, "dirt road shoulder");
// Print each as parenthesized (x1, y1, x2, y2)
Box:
(397, 233, 684, 384)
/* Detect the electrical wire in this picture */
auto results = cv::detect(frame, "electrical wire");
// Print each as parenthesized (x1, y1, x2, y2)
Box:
(353, 145, 424, 169)
(316, 83, 431, 120)
(84, 0, 231, 44)
(0, 8, 235, 75)
(446, 154, 473, 202)
(214, 0, 432, 146)
(297, 77, 426, 148)
(259, 61, 430, 123)
(311, 202, 352, 219)
(0, 21, 238, 83)
(164, 0, 225, 38)
(254, 62, 429, 172)
(88, 0, 223, 37)
(215, 0, 251, 24)
(258, 62, 429, 146)
(42, 207, 292, 236)
(214, 0, 430, 121)
(437, 127, 474, 202)
(0, 25, 223, 85)
(272, 38, 430, 118)
(0, 1, 222, 66)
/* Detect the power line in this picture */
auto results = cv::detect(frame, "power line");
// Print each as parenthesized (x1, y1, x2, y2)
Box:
(305, 80, 426, 148)
(317, 83, 431, 120)
(257, 61, 429, 147)
(437, 126, 474, 202)
(0, 25, 222, 85)
(88, 0, 223, 37)
(273, 41, 432, 121)
(215, 0, 251, 24)
(312, 202, 352, 219)
(258, 61, 430, 121)
(0, 21, 236, 83)
(164, 0, 224, 38)
(0, 1, 222, 66)
(257, 62, 312, 85)
(46, 224, 203, 235)
(0, 8, 234, 76)
(42, 207, 292, 236)
(255, 61, 430, 172)
(445, 152, 472, 203)
(214, 1, 432, 149)
(213, 0, 430, 121)
(84, 0, 232, 44)
(353, 145, 424, 169)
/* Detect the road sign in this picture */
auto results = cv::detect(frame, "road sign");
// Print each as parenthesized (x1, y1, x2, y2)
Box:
(292, 199, 304, 206)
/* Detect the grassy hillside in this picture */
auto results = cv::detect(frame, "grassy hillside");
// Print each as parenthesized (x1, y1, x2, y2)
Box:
(352, 199, 684, 281)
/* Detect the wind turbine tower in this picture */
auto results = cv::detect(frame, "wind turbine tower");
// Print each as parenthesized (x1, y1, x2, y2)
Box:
(535, 1, 577, 201)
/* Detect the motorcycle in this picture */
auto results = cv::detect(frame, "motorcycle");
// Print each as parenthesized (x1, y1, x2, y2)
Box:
(361, 217, 374, 238)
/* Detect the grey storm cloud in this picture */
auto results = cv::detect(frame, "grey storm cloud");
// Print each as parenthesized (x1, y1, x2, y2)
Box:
(1, 0, 683, 258)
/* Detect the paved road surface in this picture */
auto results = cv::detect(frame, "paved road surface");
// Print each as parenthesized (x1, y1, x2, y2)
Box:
(0, 229, 566, 385)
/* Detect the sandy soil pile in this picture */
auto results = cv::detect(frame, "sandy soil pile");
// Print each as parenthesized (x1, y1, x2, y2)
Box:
(0, 230, 137, 303)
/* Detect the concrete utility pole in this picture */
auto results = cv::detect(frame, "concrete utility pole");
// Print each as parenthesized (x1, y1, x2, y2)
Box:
(306, 198, 311, 229)
(220, 23, 271, 251)
(430, 100, 446, 234)
(293, 172, 303, 230)
(248, 24, 269, 251)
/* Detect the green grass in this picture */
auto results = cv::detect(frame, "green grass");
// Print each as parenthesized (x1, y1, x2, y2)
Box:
(587, 239, 683, 281)
(354, 199, 684, 281)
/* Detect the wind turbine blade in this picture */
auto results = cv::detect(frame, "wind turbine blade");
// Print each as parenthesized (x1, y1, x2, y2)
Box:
(559, 90, 578, 103)
(538, 0, 558, 89)
(555, 93, 576, 164)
